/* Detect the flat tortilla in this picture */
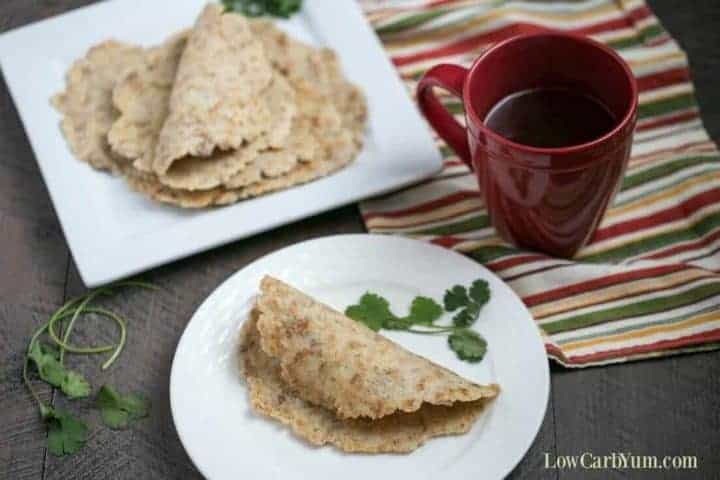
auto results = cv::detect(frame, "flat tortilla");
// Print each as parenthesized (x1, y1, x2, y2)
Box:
(239, 277, 499, 453)
(252, 20, 367, 140)
(52, 40, 144, 172)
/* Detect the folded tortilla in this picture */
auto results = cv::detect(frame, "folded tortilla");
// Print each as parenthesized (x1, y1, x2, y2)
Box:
(108, 31, 189, 173)
(152, 4, 286, 177)
(239, 276, 499, 453)
(108, 30, 267, 188)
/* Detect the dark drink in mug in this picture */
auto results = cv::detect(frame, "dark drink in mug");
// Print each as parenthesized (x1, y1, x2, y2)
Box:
(417, 32, 638, 258)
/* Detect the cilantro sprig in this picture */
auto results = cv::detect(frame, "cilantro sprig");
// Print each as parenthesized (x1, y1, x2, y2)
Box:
(222, 0, 302, 18)
(345, 279, 491, 363)
(22, 281, 155, 456)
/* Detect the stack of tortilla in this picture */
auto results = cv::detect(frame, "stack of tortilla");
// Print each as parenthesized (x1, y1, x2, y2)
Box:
(239, 276, 500, 453)
(52, 4, 366, 208)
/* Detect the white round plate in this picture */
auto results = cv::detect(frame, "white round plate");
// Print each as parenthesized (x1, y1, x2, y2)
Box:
(170, 234, 549, 480)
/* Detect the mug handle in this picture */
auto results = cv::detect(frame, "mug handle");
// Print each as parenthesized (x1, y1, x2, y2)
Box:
(416, 64, 472, 169)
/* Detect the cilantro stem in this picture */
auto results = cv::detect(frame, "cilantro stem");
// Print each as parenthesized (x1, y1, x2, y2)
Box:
(91, 308, 127, 370)
(406, 327, 456, 334)
(46, 280, 153, 364)
(114, 280, 158, 291)
(47, 306, 128, 370)
(405, 324, 463, 334)
(414, 324, 457, 330)
(47, 306, 130, 363)
(47, 314, 115, 355)
(59, 291, 105, 364)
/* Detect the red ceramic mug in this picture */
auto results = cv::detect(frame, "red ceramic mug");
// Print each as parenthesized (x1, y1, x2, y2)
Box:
(417, 32, 638, 258)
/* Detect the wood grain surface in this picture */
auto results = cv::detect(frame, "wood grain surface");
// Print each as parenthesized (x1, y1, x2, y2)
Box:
(1, 1, 718, 479)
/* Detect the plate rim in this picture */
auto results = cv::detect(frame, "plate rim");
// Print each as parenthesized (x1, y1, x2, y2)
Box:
(169, 233, 550, 480)
(0, 0, 443, 287)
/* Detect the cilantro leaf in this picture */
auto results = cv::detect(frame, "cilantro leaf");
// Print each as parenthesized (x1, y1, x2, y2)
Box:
(443, 285, 469, 311)
(28, 342, 64, 387)
(28, 342, 90, 398)
(452, 302, 481, 327)
(223, 0, 302, 18)
(406, 296, 443, 325)
(61, 371, 91, 399)
(44, 408, 88, 456)
(448, 329, 487, 362)
(469, 279, 490, 307)
(345, 293, 395, 332)
(96, 385, 150, 430)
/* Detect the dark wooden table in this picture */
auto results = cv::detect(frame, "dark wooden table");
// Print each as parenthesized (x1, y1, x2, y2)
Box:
(1, 1, 719, 479)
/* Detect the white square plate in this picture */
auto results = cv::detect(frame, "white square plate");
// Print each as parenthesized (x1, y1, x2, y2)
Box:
(0, 0, 441, 287)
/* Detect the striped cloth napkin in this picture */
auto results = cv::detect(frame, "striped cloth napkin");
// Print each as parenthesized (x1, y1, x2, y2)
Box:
(358, 0, 720, 367)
